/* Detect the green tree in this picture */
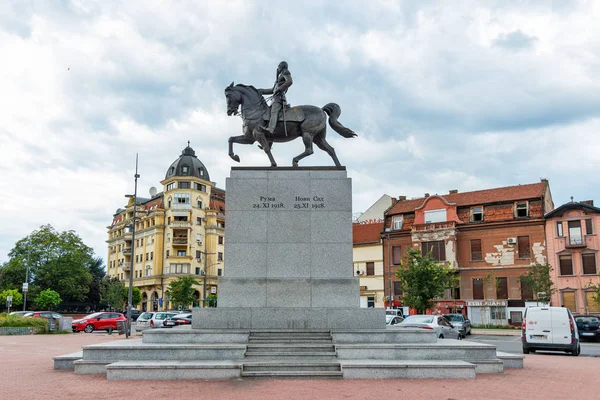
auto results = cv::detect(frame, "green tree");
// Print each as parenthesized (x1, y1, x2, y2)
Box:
(35, 289, 62, 310)
(167, 276, 201, 309)
(395, 248, 458, 314)
(0, 289, 23, 307)
(100, 278, 142, 310)
(86, 257, 106, 308)
(0, 225, 94, 303)
(587, 276, 600, 310)
(520, 263, 556, 305)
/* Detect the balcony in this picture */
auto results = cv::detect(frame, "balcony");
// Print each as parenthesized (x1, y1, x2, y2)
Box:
(172, 237, 188, 246)
(412, 221, 457, 232)
(565, 236, 586, 249)
(172, 203, 192, 210)
(170, 220, 192, 229)
(121, 264, 131, 272)
(122, 247, 132, 255)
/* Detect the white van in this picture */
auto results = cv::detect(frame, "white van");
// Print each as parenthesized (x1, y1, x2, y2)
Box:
(522, 307, 580, 356)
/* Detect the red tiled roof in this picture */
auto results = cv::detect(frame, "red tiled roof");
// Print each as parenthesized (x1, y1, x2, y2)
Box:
(353, 222, 384, 244)
(387, 182, 546, 215)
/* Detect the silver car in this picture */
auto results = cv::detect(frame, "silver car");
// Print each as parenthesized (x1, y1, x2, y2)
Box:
(137, 312, 179, 329)
(398, 315, 462, 339)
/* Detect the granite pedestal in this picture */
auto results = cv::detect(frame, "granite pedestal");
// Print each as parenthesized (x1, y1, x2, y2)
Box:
(193, 167, 384, 329)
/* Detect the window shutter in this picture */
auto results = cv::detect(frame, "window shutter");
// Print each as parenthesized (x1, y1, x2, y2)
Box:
(472, 278, 484, 300)
(366, 262, 375, 276)
(582, 253, 596, 275)
(562, 291, 576, 312)
(392, 246, 402, 265)
(518, 236, 530, 258)
(559, 255, 573, 275)
(496, 277, 508, 300)
(470, 239, 482, 261)
(585, 291, 600, 313)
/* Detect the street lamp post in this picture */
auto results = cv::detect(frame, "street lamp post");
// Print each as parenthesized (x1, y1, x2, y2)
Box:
(197, 250, 216, 307)
(125, 154, 140, 339)
(386, 229, 393, 309)
(23, 247, 30, 311)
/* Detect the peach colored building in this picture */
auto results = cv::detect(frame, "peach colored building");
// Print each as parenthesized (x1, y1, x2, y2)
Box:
(546, 200, 600, 315)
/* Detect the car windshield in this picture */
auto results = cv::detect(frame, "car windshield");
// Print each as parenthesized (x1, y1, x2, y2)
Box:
(402, 316, 434, 324)
(443, 314, 464, 322)
(385, 310, 399, 315)
(139, 313, 154, 319)
(576, 316, 600, 323)
(23, 312, 35, 317)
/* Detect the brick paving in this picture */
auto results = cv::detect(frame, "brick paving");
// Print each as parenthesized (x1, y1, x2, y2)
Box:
(1, 333, 599, 400)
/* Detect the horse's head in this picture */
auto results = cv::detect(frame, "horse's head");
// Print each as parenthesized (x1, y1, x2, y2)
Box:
(224, 82, 242, 116)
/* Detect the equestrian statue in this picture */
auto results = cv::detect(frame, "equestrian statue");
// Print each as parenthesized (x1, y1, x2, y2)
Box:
(225, 61, 357, 167)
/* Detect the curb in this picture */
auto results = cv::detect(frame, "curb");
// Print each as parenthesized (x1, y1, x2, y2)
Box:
(471, 329, 521, 336)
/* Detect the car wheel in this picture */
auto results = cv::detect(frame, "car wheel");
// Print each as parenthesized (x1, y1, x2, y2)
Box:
(467, 328, 472, 335)
(522, 347, 530, 354)
(457, 334, 463, 340)
(572, 345, 580, 357)
(84, 324, 94, 333)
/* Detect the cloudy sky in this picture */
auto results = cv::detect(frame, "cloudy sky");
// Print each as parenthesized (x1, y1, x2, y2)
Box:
(1, 0, 600, 263)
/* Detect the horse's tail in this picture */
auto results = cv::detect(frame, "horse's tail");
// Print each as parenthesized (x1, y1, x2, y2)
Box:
(322, 103, 357, 138)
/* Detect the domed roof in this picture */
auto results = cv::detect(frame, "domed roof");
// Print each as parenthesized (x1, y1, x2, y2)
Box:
(165, 143, 210, 181)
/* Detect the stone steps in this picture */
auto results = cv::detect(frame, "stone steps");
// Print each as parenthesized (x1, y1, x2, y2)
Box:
(241, 370, 343, 379)
(82, 342, 247, 362)
(243, 361, 341, 372)
(245, 351, 338, 359)
(52, 351, 82, 370)
(246, 343, 336, 353)
(106, 360, 242, 380)
(340, 360, 477, 379)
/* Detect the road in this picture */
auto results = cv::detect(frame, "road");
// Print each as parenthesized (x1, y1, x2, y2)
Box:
(466, 334, 600, 357)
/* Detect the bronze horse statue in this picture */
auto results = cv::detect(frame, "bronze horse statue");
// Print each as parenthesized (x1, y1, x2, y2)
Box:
(225, 82, 356, 167)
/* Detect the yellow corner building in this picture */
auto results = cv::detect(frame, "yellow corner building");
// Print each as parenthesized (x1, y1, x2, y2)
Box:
(106, 144, 225, 311)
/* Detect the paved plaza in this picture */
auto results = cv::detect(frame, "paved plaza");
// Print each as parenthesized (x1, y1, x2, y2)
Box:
(1, 333, 600, 400)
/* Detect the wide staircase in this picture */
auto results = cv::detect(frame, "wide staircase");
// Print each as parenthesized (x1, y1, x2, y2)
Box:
(242, 330, 342, 379)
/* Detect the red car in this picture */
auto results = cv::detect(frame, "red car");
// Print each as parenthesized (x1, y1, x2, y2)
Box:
(72, 312, 126, 333)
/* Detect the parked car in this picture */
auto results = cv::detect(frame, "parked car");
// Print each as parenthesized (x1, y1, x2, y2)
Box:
(386, 315, 404, 326)
(8, 311, 33, 317)
(522, 306, 580, 356)
(443, 314, 472, 336)
(24, 311, 63, 319)
(385, 309, 404, 318)
(136, 312, 178, 330)
(72, 312, 126, 333)
(574, 315, 600, 342)
(164, 313, 192, 327)
(122, 309, 142, 321)
(398, 315, 462, 339)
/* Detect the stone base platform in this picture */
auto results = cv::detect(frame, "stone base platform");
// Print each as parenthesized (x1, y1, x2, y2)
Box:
(192, 307, 385, 330)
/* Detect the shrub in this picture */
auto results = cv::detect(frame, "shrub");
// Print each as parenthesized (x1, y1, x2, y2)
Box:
(0, 313, 48, 333)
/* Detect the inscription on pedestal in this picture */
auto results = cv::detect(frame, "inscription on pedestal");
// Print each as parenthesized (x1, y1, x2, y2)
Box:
(251, 195, 326, 210)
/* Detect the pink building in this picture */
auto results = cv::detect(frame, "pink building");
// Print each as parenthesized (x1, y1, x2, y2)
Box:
(546, 200, 600, 314)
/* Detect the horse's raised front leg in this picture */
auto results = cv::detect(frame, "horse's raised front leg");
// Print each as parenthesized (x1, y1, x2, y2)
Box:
(253, 129, 277, 167)
(228, 135, 254, 163)
(292, 133, 315, 167)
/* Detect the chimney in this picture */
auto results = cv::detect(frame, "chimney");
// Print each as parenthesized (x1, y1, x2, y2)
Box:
(449, 189, 458, 194)
(398, 196, 407, 201)
(581, 200, 594, 206)
(424, 193, 430, 198)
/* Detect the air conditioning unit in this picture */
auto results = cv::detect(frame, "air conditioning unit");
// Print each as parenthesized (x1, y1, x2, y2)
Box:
(507, 237, 517, 245)
(356, 270, 363, 275)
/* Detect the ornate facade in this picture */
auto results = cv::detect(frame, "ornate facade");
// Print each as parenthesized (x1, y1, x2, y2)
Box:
(106, 145, 225, 311)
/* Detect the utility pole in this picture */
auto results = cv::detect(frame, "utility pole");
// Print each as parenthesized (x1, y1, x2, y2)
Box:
(23, 247, 30, 311)
(125, 154, 140, 338)
(386, 229, 393, 309)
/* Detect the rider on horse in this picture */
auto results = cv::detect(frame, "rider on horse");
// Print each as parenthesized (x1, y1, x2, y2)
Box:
(257, 61, 293, 135)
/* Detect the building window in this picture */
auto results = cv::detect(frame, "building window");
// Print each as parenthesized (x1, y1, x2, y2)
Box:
(218, 269, 222, 276)
(517, 236, 530, 259)
(196, 217, 202, 225)
(166, 182, 174, 191)
(196, 251, 202, 261)
(568, 220, 583, 246)
(179, 182, 190, 189)
(175, 193, 190, 204)
(556, 221, 564, 237)
(421, 240, 446, 261)
(177, 250, 186, 257)
(496, 277, 508, 300)
(366, 262, 375, 276)
(490, 307, 506, 320)
(520, 279, 533, 300)
(582, 253, 597, 275)
(585, 219, 594, 235)
(166, 250, 170, 257)
(515, 202, 528, 218)
(167, 233, 171, 242)
(146, 253, 149, 261)
(559, 254, 573, 275)
(473, 278, 484, 300)
(510, 311, 523, 324)
(392, 216, 403, 230)
(150, 252, 153, 260)
(470, 239, 482, 261)
(393, 281, 402, 297)
(218, 252, 223, 261)
(145, 266, 152, 277)
(392, 246, 402, 265)
(470, 207, 483, 222)
(424, 209, 446, 223)
(562, 291, 576, 311)
(195, 267, 201, 275)
(194, 183, 206, 192)
(367, 296, 375, 308)
(196, 233, 203, 244)
(181, 165, 189, 174)
(197, 200, 203, 208)
(585, 291, 600, 313)
(218, 236, 224, 245)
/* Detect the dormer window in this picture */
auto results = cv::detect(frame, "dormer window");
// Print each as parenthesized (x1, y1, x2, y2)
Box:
(392, 215, 404, 230)
(170, 167, 175, 175)
(181, 165, 189, 174)
(515, 202, 529, 218)
(199, 168, 204, 177)
(470, 207, 484, 222)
